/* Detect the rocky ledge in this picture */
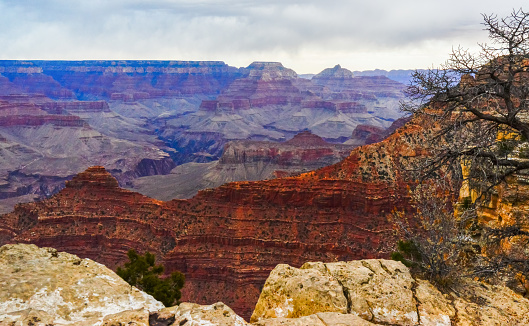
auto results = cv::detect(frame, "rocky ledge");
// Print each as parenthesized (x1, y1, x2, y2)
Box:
(0, 243, 248, 326)
(251, 259, 529, 325)
(0, 243, 163, 325)
(2, 244, 529, 326)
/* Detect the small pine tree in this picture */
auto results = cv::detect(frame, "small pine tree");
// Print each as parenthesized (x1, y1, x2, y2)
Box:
(116, 249, 185, 307)
(391, 240, 421, 268)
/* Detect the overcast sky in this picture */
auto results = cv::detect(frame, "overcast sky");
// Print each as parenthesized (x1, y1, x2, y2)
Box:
(0, 1, 527, 73)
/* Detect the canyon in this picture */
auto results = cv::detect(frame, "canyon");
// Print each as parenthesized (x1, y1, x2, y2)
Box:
(2, 77, 529, 322)
(129, 118, 408, 201)
(0, 94, 174, 214)
(128, 131, 357, 200)
(0, 60, 407, 213)
(0, 112, 426, 319)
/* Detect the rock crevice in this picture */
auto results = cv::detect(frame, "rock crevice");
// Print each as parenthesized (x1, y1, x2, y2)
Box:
(324, 262, 353, 314)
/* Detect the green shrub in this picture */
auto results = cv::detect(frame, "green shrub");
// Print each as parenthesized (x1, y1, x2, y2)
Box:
(391, 240, 420, 268)
(117, 249, 185, 307)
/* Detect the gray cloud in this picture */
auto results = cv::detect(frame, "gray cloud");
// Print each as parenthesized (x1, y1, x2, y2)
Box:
(0, 0, 527, 72)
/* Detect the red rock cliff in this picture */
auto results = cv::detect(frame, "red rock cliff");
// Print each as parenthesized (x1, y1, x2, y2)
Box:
(0, 115, 430, 319)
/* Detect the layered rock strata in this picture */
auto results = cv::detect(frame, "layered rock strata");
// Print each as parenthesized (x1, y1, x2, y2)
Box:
(0, 60, 244, 99)
(0, 113, 428, 318)
(0, 94, 175, 213)
(0, 60, 412, 318)
(129, 131, 356, 200)
(346, 116, 412, 147)
(0, 61, 247, 201)
(0, 60, 407, 213)
(162, 62, 406, 163)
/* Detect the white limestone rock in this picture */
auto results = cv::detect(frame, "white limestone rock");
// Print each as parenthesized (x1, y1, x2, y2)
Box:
(0, 243, 164, 325)
(159, 302, 249, 326)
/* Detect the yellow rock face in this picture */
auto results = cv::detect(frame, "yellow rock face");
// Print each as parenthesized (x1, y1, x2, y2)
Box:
(251, 259, 455, 326)
(251, 259, 529, 326)
(250, 263, 348, 322)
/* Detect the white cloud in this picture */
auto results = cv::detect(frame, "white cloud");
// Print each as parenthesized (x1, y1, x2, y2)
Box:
(0, 0, 527, 72)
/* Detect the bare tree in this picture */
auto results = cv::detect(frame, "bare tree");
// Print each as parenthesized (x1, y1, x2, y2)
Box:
(391, 179, 466, 288)
(402, 8, 529, 199)
(395, 9, 529, 289)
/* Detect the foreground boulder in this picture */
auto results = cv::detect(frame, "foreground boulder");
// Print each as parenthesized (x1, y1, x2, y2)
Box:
(0, 243, 164, 325)
(251, 259, 529, 326)
(0, 243, 250, 326)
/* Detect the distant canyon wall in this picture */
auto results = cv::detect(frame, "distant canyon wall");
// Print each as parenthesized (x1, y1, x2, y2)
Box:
(0, 60, 408, 212)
